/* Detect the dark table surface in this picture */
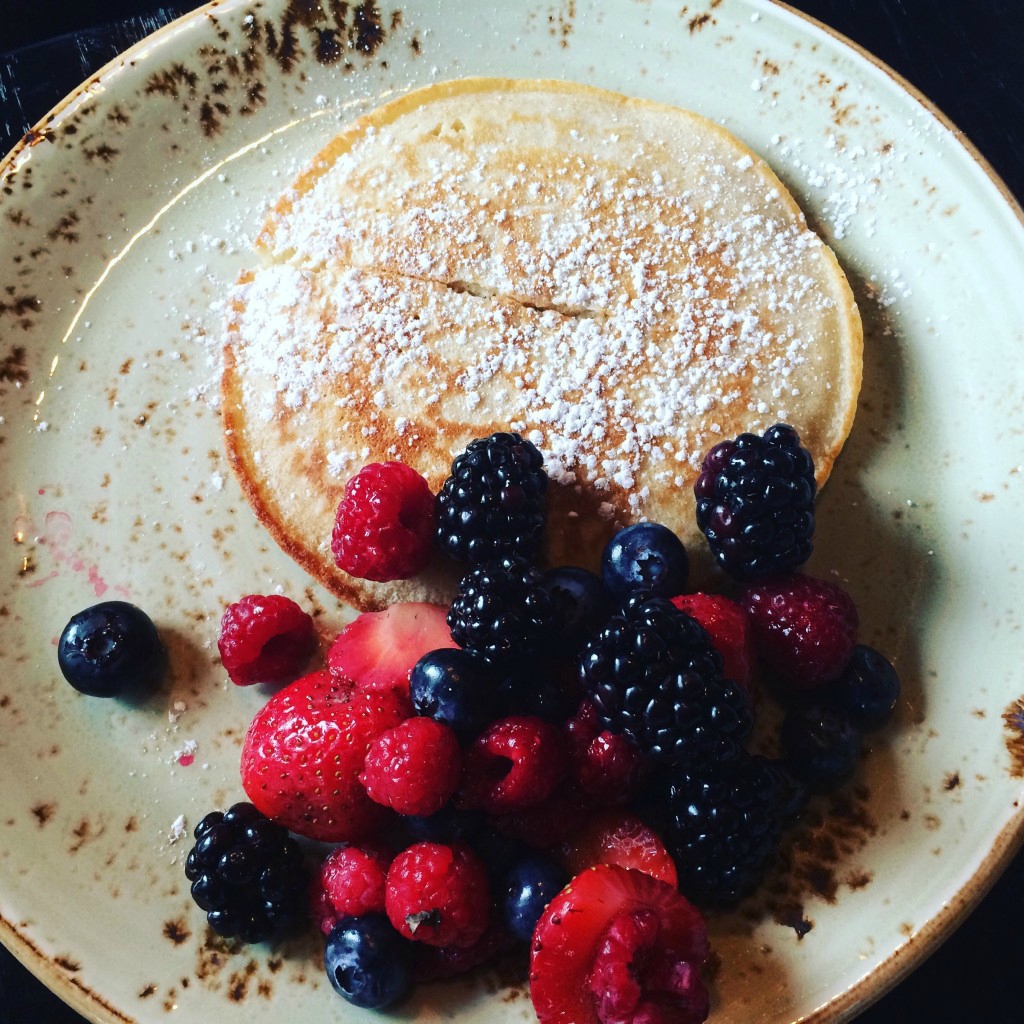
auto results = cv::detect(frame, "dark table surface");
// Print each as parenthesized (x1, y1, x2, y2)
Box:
(3, 2, 1024, 1022)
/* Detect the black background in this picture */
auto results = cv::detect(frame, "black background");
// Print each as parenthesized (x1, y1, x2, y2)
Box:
(3, 2, 1024, 1023)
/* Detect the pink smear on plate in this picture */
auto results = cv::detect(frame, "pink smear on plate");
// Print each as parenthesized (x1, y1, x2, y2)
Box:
(20, 510, 131, 598)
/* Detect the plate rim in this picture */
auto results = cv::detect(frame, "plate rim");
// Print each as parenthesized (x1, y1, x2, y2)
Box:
(2, 2, 1024, 1023)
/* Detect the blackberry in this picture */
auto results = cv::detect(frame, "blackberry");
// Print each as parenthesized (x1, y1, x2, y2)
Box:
(435, 432, 548, 564)
(694, 422, 816, 581)
(184, 801, 307, 943)
(447, 555, 560, 662)
(578, 596, 752, 766)
(667, 753, 786, 905)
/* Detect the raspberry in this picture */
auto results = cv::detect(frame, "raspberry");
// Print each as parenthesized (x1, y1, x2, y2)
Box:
(435, 431, 548, 563)
(331, 461, 435, 582)
(694, 423, 816, 580)
(217, 594, 315, 686)
(385, 842, 490, 948)
(184, 802, 307, 942)
(311, 843, 393, 936)
(529, 864, 710, 1024)
(447, 555, 560, 662)
(457, 715, 569, 814)
(743, 573, 859, 688)
(360, 717, 462, 817)
(671, 592, 756, 692)
(565, 699, 644, 805)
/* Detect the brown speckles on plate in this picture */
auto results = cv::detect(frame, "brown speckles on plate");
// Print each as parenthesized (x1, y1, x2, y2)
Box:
(163, 918, 193, 946)
(749, 786, 879, 938)
(69, 815, 107, 854)
(546, 0, 576, 48)
(30, 802, 56, 827)
(0, 344, 31, 382)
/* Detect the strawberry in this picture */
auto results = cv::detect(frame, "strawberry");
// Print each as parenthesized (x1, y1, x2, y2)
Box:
(328, 602, 457, 695)
(559, 810, 678, 887)
(530, 865, 710, 1024)
(240, 669, 409, 842)
(671, 591, 755, 692)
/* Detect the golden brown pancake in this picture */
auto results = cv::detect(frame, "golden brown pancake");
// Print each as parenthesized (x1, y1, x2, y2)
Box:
(223, 78, 863, 610)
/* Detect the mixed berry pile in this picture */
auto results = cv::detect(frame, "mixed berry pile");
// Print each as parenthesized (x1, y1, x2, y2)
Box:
(58, 426, 902, 1023)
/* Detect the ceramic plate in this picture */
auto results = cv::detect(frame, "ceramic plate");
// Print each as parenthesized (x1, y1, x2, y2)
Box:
(2, 1, 1024, 1022)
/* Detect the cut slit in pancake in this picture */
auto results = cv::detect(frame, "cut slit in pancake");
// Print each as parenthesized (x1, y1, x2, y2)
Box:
(223, 78, 863, 610)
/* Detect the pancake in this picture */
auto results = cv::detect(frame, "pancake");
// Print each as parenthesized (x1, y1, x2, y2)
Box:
(223, 78, 863, 611)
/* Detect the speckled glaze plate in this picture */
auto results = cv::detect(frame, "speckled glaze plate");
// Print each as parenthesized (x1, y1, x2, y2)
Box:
(2, 1, 1024, 1022)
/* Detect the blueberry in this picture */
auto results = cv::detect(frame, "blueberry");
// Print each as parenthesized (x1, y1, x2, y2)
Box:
(409, 648, 496, 740)
(501, 854, 570, 942)
(57, 601, 165, 697)
(324, 913, 413, 1009)
(542, 566, 610, 654)
(827, 644, 900, 730)
(781, 706, 862, 792)
(600, 522, 689, 600)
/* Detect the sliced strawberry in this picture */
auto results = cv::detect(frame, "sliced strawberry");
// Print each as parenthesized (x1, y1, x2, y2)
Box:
(240, 669, 409, 842)
(328, 602, 457, 694)
(559, 810, 678, 887)
(671, 591, 756, 693)
(530, 865, 710, 1024)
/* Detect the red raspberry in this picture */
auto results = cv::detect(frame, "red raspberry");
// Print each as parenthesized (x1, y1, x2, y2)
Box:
(671, 592, 756, 692)
(565, 699, 644, 805)
(310, 843, 393, 936)
(457, 715, 569, 814)
(530, 864, 710, 1024)
(743, 573, 859, 689)
(360, 717, 462, 817)
(385, 842, 490, 948)
(217, 594, 315, 686)
(331, 461, 435, 582)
